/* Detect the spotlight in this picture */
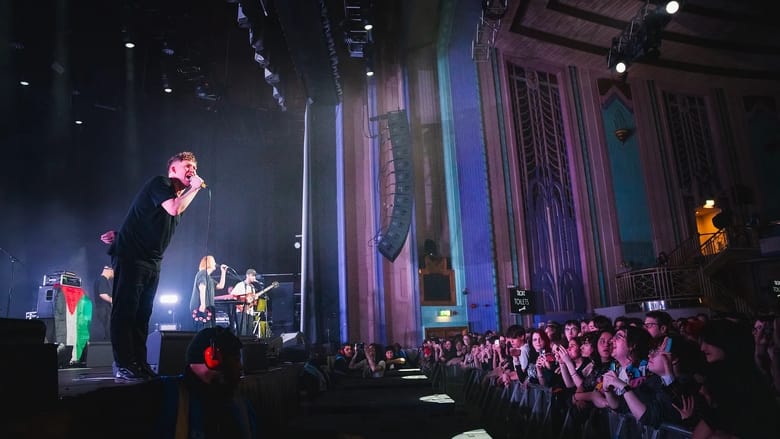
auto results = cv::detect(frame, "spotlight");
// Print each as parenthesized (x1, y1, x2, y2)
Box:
(161, 42, 175, 56)
(665, 1, 680, 14)
(615, 61, 627, 73)
(366, 68, 374, 77)
(74, 120, 83, 125)
(362, 19, 373, 31)
(19, 80, 29, 86)
(122, 28, 136, 49)
(161, 74, 172, 93)
(159, 294, 179, 305)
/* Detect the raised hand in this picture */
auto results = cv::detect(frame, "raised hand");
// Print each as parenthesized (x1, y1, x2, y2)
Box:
(100, 230, 116, 244)
(672, 395, 695, 420)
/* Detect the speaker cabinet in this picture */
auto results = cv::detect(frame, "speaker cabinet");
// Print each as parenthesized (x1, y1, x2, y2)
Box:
(259, 335, 283, 358)
(0, 343, 58, 414)
(240, 337, 269, 373)
(279, 331, 308, 363)
(85, 341, 114, 368)
(146, 330, 196, 376)
(0, 319, 57, 412)
(378, 110, 413, 262)
(0, 317, 47, 344)
(269, 282, 295, 331)
(36, 286, 57, 319)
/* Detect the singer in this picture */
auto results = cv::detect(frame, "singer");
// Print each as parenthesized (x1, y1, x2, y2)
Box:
(100, 151, 206, 383)
(189, 255, 228, 330)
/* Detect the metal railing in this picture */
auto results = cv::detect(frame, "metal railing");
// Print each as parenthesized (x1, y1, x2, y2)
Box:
(615, 264, 752, 313)
(616, 265, 712, 304)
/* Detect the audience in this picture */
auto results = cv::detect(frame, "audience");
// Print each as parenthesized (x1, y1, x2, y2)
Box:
(316, 309, 780, 438)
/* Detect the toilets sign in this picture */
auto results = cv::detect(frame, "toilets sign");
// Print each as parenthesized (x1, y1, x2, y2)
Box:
(509, 287, 535, 315)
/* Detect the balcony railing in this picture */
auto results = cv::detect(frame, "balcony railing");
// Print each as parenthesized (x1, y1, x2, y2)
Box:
(616, 264, 752, 313)
(616, 265, 712, 304)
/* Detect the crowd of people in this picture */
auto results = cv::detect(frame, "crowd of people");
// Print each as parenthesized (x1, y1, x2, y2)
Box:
(415, 312, 780, 438)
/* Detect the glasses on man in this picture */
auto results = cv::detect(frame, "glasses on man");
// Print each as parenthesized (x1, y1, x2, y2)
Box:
(643, 322, 658, 328)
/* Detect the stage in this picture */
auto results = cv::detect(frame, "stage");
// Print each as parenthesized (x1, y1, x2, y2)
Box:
(6, 362, 305, 438)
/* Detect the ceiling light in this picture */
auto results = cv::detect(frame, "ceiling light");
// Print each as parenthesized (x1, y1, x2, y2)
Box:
(74, 120, 83, 125)
(161, 74, 172, 93)
(665, 1, 680, 14)
(615, 61, 627, 73)
(124, 41, 135, 49)
(19, 80, 29, 86)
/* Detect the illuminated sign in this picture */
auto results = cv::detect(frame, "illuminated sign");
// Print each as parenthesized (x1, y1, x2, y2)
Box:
(508, 287, 535, 314)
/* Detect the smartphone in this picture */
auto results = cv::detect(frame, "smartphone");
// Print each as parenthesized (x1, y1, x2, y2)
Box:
(664, 337, 673, 353)
(494, 339, 500, 347)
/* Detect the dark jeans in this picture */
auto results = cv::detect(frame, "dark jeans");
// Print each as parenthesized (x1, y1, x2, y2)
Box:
(110, 257, 160, 368)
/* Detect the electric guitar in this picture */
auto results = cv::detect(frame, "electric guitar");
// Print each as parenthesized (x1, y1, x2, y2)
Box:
(244, 281, 280, 307)
(200, 281, 280, 321)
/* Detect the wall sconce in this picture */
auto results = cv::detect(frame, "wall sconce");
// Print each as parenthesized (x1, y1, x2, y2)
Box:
(613, 108, 632, 143)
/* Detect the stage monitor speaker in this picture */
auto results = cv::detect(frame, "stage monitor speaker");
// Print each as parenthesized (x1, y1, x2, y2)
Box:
(85, 341, 114, 368)
(269, 282, 295, 328)
(146, 330, 195, 376)
(0, 317, 47, 344)
(240, 337, 269, 373)
(279, 331, 308, 363)
(1, 343, 58, 413)
(259, 335, 283, 358)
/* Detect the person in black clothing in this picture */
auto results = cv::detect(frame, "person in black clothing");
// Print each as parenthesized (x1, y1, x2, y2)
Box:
(89, 265, 114, 342)
(189, 255, 228, 329)
(101, 151, 205, 382)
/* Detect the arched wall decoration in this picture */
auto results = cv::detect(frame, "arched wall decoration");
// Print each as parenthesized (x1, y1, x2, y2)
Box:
(662, 92, 721, 206)
(505, 62, 585, 314)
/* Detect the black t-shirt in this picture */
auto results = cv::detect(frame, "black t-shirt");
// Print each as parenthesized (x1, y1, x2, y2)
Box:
(111, 176, 180, 264)
(92, 275, 112, 313)
(189, 269, 216, 311)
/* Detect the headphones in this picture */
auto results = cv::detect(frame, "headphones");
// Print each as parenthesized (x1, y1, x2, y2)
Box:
(203, 329, 224, 370)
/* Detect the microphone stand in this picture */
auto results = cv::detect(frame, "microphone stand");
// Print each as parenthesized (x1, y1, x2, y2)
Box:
(0, 247, 23, 318)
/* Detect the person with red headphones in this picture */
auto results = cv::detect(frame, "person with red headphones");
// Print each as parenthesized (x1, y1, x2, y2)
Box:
(155, 326, 257, 438)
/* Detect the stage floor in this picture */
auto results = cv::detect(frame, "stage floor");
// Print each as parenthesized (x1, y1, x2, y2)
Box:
(58, 366, 119, 398)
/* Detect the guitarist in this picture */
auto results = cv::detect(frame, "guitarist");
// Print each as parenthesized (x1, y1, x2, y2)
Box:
(189, 255, 228, 329)
(229, 268, 259, 336)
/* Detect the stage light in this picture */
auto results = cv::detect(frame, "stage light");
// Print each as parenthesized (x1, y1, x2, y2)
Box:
(606, 1, 680, 72)
(366, 68, 374, 77)
(74, 120, 83, 125)
(19, 80, 29, 86)
(122, 28, 136, 49)
(159, 294, 180, 304)
(161, 42, 175, 56)
(161, 74, 172, 93)
(362, 19, 373, 31)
